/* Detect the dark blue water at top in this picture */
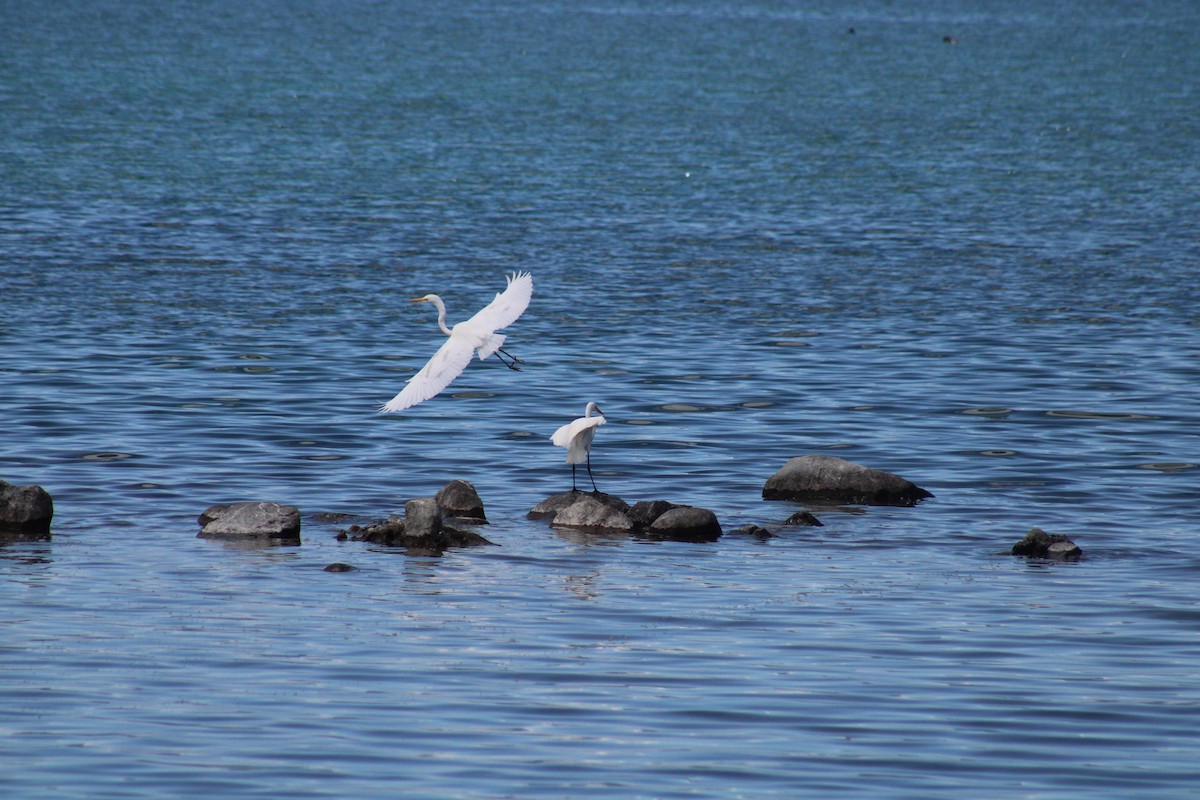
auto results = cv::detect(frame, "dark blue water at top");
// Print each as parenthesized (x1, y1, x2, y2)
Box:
(3, 1, 1200, 798)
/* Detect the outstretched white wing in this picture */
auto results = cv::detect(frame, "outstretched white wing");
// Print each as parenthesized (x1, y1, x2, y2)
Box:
(380, 336, 475, 413)
(466, 271, 533, 333)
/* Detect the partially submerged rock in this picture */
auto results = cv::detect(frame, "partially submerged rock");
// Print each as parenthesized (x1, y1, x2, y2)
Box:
(198, 501, 301, 543)
(343, 497, 494, 554)
(647, 506, 722, 542)
(0, 479, 53, 538)
(435, 479, 487, 522)
(528, 491, 630, 521)
(531, 492, 722, 542)
(628, 500, 682, 531)
(763, 455, 932, 506)
(730, 524, 775, 540)
(783, 511, 823, 527)
(551, 493, 634, 532)
(1011, 527, 1082, 560)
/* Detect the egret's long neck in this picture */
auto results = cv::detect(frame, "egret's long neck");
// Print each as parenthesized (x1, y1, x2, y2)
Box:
(430, 297, 452, 336)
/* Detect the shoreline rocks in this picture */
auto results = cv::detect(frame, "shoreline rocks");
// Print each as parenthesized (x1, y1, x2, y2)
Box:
(763, 455, 932, 507)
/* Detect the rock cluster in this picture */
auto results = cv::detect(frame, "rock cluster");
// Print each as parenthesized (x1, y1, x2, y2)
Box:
(19, 458, 1095, 564)
(528, 491, 722, 542)
(340, 495, 494, 555)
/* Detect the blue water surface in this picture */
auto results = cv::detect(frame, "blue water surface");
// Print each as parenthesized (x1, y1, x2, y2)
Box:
(3, 1, 1200, 797)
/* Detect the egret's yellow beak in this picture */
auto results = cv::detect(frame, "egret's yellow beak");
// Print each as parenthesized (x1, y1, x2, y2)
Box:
(409, 297, 426, 303)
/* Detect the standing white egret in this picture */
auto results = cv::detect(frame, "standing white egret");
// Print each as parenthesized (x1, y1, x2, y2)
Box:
(380, 271, 533, 413)
(550, 402, 606, 493)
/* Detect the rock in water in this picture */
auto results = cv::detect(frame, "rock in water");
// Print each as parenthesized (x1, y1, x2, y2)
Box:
(402, 497, 443, 538)
(1011, 527, 1082, 560)
(762, 455, 932, 506)
(628, 500, 682, 531)
(551, 493, 635, 532)
(344, 500, 494, 552)
(0, 480, 54, 535)
(530, 491, 630, 520)
(434, 479, 487, 522)
(729, 524, 775, 540)
(198, 501, 301, 542)
(646, 506, 722, 542)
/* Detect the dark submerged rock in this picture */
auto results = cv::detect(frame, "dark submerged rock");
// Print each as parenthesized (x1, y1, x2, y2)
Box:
(646, 507, 722, 542)
(762, 455, 932, 507)
(783, 511, 824, 527)
(0, 480, 54, 536)
(730, 524, 775, 540)
(1011, 527, 1082, 560)
(344, 498, 494, 553)
(323, 562, 358, 572)
(198, 501, 301, 542)
(435, 479, 487, 522)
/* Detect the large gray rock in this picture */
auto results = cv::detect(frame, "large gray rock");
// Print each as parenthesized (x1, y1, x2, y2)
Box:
(529, 491, 630, 520)
(762, 455, 932, 506)
(0, 480, 53, 535)
(1011, 527, 1082, 560)
(198, 502, 301, 542)
(646, 506, 722, 542)
(434, 479, 487, 522)
(551, 493, 635, 532)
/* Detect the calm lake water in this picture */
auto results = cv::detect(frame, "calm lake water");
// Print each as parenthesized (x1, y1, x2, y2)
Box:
(3, 0, 1200, 797)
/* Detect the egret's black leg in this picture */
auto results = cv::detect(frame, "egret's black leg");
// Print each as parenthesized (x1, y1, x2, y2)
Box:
(586, 452, 598, 493)
(494, 349, 523, 371)
(570, 463, 579, 493)
(499, 347, 524, 365)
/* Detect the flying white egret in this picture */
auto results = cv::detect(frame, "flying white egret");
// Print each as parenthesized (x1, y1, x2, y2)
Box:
(380, 271, 533, 413)
(550, 402, 606, 493)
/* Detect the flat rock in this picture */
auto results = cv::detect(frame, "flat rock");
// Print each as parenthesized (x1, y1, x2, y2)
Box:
(0, 479, 54, 536)
(198, 501, 301, 542)
(762, 455, 932, 506)
(529, 491, 630, 520)
(551, 493, 635, 532)
(646, 506, 722, 542)
(1011, 527, 1082, 560)
(435, 479, 487, 522)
